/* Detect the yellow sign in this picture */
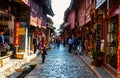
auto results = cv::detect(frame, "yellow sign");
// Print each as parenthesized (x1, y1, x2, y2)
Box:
(17, 28, 25, 35)
(18, 50, 25, 52)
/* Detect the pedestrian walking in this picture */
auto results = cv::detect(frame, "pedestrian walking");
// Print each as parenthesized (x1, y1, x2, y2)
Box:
(41, 46, 48, 63)
(38, 37, 48, 63)
(78, 38, 83, 55)
(73, 37, 79, 54)
(56, 38, 60, 48)
(68, 36, 73, 53)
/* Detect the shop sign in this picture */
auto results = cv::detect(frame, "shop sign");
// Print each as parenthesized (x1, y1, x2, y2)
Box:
(17, 28, 25, 35)
(37, 18, 41, 28)
(14, 22, 20, 46)
(96, 0, 106, 9)
(30, 15, 37, 27)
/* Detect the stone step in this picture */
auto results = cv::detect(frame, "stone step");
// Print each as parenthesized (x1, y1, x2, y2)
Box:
(0, 54, 37, 78)
(0, 60, 25, 78)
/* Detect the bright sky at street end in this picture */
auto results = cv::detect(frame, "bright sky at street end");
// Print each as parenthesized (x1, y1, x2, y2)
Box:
(51, 0, 71, 30)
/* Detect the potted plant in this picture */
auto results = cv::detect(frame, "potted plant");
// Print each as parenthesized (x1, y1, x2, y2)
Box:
(91, 50, 103, 66)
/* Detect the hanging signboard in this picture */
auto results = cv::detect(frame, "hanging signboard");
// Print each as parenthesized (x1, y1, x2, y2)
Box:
(37, 18, 41, 28)
(30, 15, 37, 27)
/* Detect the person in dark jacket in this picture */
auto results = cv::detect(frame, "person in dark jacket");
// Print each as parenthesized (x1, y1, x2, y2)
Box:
(68, 37, 73, 53)
(73, 37, 79, 53)
(33, 36, 38, 53)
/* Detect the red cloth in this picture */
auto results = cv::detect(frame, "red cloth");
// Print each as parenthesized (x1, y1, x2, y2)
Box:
(89, 43, 93, 49)
(38, 41, 43, 49)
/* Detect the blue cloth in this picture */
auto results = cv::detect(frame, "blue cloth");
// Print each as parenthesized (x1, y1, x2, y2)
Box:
(0, 35, 5, 44)
(68, 38, 73, 44)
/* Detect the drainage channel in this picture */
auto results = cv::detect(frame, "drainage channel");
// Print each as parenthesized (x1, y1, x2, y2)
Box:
(16, 64, 36, 78)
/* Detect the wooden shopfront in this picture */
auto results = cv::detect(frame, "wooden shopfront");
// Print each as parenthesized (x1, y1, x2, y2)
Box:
(9, 0, 30, 59)
(0, 0, 15, 67)
(105, 0, 120, 77)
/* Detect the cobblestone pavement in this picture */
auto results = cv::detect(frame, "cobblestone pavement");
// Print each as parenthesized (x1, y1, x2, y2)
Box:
(25, 45, 97, 78)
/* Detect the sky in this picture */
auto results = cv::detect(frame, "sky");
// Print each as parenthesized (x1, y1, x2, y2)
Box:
(50, 0, 71, 30)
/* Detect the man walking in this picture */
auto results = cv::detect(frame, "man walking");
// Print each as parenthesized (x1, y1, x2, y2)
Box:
(68, 36, 73, 53)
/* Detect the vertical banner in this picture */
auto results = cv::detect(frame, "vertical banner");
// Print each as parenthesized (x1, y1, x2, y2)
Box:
(14, 22, 20, 46)
(117, 9, 120, 78)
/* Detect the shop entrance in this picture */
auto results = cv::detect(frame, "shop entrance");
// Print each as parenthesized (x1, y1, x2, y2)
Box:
(106, 15, 118, 69)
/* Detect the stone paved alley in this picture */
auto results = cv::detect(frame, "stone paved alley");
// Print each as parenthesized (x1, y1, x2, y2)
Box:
(24, 45, 97, 78)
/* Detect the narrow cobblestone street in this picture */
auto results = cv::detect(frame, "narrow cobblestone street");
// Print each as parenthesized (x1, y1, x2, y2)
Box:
(25, 44, 97, 78)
